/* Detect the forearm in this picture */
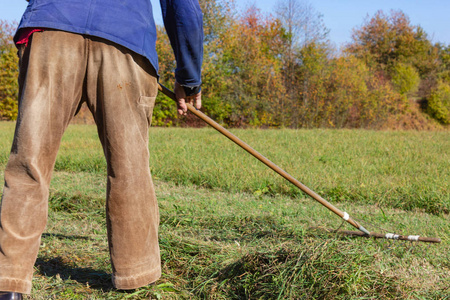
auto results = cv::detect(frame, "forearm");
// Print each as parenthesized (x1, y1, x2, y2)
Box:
(160, 0, 203, 87)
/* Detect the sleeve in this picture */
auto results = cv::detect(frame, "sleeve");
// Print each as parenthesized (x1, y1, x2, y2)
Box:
(160, 0, 204, 87)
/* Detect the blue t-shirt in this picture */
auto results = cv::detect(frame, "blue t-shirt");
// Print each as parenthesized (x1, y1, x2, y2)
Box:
(15, 0, 203, 86)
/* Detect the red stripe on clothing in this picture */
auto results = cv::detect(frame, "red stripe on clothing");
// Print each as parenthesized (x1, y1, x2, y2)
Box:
(16, 28, 44, 46)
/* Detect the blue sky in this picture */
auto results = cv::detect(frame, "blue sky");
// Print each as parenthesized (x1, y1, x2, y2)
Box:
(1, 0, 449, 47)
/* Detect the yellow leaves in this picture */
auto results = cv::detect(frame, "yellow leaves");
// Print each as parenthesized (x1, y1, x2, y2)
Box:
(0, 46, 19, 121)
(427, 81, 450, 124)
(0, 20, 19, 120)
(155, 3, 439, 129)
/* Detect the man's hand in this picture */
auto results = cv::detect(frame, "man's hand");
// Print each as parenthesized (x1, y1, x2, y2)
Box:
(174, 81, 202, 115)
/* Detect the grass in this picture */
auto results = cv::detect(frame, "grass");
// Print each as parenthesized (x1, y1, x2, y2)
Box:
(0, 121, 449, 299)
(2, 123, 447, 214)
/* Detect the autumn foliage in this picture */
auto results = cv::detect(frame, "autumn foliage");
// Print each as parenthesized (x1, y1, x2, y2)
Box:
(0, 21, 19, 120)
(1, 1, 449, 129)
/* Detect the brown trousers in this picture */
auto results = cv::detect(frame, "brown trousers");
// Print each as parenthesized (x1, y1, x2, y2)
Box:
(0, 30, 161, 294)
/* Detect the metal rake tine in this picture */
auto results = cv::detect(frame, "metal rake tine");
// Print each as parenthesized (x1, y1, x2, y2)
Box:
(309, 227, 441, 243)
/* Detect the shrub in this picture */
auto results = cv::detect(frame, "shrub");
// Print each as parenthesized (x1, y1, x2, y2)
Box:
(426, 81, 450, 124)
(0, 48, 19, 120)
(0, 21, 19, 121)
(391, 62, 420, 96)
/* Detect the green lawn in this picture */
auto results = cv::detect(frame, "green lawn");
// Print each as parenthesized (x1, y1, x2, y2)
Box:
(0, 122, 448, 299)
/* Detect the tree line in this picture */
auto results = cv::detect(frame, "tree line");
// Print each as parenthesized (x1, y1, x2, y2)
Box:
(1, 0, 450, 129)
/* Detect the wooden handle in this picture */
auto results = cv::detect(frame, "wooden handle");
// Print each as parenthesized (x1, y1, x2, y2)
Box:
(158, 84, 370, 235)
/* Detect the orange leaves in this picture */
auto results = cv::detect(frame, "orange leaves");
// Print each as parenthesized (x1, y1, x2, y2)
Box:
(199, 3, 288, 126)
(347, 10, 437, 75)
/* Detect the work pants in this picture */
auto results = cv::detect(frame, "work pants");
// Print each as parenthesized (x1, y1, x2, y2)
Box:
(0, 30, 161, 294)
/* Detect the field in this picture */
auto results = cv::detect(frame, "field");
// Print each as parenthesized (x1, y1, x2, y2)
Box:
(0, 122, 449, 299)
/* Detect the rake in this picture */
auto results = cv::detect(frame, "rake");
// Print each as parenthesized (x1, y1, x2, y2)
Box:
(158, 84, 441, 244)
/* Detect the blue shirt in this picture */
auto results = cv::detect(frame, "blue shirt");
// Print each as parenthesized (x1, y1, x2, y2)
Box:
(15, 0, 203, 87)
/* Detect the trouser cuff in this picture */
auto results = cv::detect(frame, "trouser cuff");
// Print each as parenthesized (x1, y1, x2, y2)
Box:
(0, 277, 32, 294)
(112, 266, 161, 290)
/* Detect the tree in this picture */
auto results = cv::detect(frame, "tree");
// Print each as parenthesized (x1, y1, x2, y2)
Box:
(152, 25, 178, 126)
(427, 81, 450, 124)
(275, 0, 329, 127)
(436, 43, 450, 82)
(0, 21, 19, 120)
(218, 6, 287, 126)
(347, 10, 438, 76)
(198, 0, 236, 124)
(275, 0, 328, 48)
(391, 62, 420, 96)
(153, 1, 441, 129)
(294, 41, 331, 128)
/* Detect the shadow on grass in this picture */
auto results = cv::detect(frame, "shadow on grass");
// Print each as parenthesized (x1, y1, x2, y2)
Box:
(36, 233, 158, 297)
(37, 233, 112, 292)
(35, 256, 114, 291)
(42, 232, 96, 241)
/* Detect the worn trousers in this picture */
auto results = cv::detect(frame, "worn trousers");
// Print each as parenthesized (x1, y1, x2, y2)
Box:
(0, 30, 161, 294)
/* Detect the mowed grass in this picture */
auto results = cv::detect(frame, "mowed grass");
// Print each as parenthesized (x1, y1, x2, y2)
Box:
(2, 122, 448, 214)
(0, 121, 449, 299)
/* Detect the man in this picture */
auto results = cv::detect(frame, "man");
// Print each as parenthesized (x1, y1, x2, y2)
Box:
(0, 0, 203, 298)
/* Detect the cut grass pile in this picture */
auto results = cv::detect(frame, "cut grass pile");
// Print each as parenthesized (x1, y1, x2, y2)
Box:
(0, 122, 448, 299)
